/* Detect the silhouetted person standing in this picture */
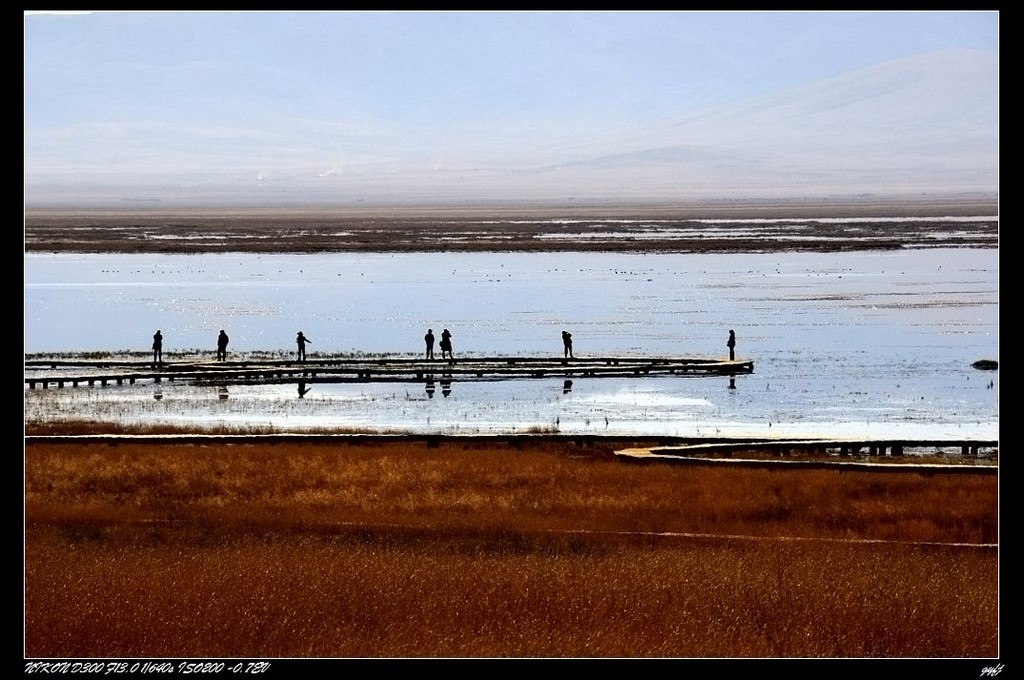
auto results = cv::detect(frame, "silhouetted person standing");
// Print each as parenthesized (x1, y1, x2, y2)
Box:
(440, 328, 453, 360)
(152, 330, 163, 366)
(296, 331, 311, 362)
(562, 330, 573, 359)
(425, 329, 435, 360)
(217, 330, 229, 361)
(727, 329, 736, 361)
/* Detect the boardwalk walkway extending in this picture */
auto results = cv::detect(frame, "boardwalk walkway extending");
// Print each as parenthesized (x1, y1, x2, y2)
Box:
(25, 355, 754, 390)
(616, 438, 998, 467)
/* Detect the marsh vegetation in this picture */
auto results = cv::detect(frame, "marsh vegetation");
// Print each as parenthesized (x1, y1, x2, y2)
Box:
(25, 438, 997, 658)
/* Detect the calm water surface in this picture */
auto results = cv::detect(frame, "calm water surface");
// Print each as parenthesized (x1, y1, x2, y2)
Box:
(24, 248, 998, 439)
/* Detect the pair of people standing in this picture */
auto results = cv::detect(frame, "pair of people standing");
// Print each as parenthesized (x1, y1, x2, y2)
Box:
(424, 328, 453, 360)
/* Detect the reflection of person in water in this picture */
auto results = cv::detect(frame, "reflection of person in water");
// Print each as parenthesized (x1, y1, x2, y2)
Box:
(440, 328, 453, 360)
(296, 331, 311, 362)
(727, 330, 736, 361)
(152, 330, 163, 366)
(424, 329, 435, 360)
(562, 331, 573, 359)
(217, 330, 229, 361)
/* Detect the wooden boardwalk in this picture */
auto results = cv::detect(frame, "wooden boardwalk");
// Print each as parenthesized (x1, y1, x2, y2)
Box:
(616, 438, 998, 466)
(25, 355, 754, 390)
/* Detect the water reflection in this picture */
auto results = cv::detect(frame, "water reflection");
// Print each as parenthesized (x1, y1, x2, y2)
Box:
(424, 374, 454, 398)
(297, 381, 312, 398)
(22, 372, 998, 440)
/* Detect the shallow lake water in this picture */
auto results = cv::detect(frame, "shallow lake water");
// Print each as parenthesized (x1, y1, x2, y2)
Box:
(24, 248, 998, 440)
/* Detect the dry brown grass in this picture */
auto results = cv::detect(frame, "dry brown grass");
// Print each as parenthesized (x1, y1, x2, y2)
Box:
(24, 438, 998, 658)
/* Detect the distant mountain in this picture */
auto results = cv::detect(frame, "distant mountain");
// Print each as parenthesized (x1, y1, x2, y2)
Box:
(513, 48, 997, 200)
(25, 48, 997, 207)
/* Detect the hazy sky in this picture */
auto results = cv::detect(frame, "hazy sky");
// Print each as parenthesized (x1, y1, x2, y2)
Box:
(23, 10, 999, 206)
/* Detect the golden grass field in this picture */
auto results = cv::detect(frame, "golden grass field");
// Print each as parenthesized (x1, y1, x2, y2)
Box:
(24, 436, 998, 659)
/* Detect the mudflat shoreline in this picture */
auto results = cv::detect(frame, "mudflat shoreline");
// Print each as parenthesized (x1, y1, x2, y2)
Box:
(24, 196, 998, 254)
